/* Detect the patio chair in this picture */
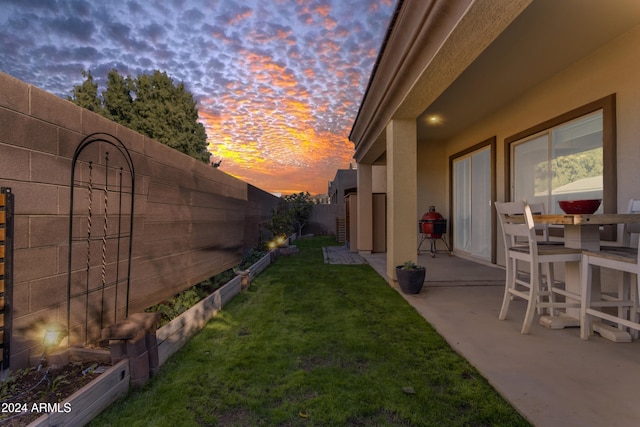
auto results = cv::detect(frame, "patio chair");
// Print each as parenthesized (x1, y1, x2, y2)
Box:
(601, 198, 640, 250)
(495, 201, 582, 334)
(528, 202, 565, 315)
(498, 201, 562, 314)
(529, 202, 562, 245)
(580, 199, 640, 340)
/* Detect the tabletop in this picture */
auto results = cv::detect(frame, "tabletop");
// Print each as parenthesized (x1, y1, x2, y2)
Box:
(505, 213, 640, 225)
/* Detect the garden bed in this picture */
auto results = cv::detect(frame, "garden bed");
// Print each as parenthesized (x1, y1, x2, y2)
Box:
(156, 251, 274, 364)
(28, 360, 129, 427)
(0, 346, 122, 427)
(1, 250, 276, 427)
(1, 361, 102, 426)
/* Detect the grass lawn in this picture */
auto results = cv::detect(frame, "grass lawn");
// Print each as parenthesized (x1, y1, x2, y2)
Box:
(91, 236, 530, 426)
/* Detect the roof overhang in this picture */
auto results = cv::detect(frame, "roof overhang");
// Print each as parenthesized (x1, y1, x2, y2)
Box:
(350, 0, 640, 163)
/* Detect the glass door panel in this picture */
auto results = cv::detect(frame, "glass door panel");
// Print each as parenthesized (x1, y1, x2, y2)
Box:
(453, 146, 491, 260)
(470, 148, 491, 258)
(454, 158, 470, 253)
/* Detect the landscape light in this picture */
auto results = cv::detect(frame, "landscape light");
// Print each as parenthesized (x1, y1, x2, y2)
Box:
(275, 235, 287, 247)
(42, 322, 67, 348)
(37, 323, 67, 371)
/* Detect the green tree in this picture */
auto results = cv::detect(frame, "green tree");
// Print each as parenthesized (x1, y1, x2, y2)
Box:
(265, 201, 294, 239)
(283, 192, 314, 237)
(551, 148, 603, 189)
(102, 69, 134, 124)
(265, 192, 315, 239)
(533, 148, 603, 192)
(68, 70, 103, 113)
(69, 69, 211, 163)
(131, 71, 209, 162)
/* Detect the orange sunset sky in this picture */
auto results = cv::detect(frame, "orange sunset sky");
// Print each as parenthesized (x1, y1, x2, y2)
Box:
(0, 0, 395, 195)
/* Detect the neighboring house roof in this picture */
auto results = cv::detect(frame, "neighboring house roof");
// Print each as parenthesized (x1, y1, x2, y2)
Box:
(534, 176, 604, 197)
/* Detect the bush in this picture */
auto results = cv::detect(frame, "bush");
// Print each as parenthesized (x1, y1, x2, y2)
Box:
(264, 192, 314, 239)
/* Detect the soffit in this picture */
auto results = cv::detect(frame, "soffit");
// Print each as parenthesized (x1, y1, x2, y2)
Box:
(416, 0, 640, 141)
(351, 0, 530, 163)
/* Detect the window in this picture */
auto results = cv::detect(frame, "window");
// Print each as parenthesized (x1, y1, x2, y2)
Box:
(512, 111, 603, 213)
(506, 94, 617, 239)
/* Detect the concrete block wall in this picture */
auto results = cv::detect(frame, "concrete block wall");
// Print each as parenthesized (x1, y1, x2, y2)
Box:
(0, 71, 279, 369)
(245, 184, 280, 251)
(308, 203, 343, 237)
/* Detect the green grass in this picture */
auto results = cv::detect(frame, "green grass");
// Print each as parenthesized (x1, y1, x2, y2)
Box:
(91, 236, 530, 426)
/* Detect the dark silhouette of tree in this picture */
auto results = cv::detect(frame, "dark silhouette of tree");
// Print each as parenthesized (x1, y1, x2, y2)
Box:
(69, 69, 211, 163)
(69, 70, 103, 113)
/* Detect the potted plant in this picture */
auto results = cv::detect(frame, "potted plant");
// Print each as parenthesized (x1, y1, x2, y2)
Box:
(395, 261, 426, 294)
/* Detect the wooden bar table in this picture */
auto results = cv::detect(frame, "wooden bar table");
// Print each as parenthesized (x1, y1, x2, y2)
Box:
(507, 213, 640, 341)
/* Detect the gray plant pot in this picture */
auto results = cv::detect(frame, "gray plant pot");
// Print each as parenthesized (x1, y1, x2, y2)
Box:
(395, 266, 426, 294)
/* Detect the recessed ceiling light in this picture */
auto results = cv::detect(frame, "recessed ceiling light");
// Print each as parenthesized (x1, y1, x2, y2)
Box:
(426, 115, 443, 125)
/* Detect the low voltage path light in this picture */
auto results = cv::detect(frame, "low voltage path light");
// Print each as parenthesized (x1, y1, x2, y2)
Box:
(37, 322, 68, 371)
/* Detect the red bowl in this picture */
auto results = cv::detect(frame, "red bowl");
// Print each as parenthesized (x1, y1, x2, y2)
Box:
(558, 199, 602, 214)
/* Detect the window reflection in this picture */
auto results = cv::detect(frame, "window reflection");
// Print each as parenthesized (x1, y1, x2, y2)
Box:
(513, 111, 603, 213)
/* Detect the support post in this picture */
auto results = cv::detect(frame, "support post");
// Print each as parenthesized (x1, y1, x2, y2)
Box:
(386, 120, 418, 282)
(357, 164, 373, 254)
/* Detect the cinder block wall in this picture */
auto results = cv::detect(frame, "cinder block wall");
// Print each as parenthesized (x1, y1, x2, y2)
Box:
(308, 203, 343, 237)
(0, 72, 279, 369)
(245, 184, 280, 249)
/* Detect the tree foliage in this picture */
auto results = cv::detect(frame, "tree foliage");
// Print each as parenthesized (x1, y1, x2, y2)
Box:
(69, 70, 103, 113)
(551, 148, 603, 188)
(265, 192, 315, 238)
(534, 148, 603, 192)
(284, 192, 315, 236)
(102, 70, 134, 125)
(69, 69, 210, 163)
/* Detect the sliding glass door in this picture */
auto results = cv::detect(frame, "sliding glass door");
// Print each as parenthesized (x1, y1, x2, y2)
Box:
(453, 146, 491, 260)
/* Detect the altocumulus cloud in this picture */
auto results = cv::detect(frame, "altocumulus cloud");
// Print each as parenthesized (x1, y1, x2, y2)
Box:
(0, 0, 395, 195)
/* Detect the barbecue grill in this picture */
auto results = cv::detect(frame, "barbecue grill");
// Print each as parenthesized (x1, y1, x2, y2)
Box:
(417, 206, 452, 257)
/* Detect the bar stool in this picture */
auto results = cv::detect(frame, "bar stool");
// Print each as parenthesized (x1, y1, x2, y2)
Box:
(495, 201, 582, 334)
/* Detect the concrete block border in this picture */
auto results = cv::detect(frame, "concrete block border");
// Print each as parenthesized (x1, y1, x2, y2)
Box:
(28, 251, 273, 427)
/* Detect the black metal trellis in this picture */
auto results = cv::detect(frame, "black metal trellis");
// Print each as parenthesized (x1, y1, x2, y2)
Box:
(67, 133, 135, 345)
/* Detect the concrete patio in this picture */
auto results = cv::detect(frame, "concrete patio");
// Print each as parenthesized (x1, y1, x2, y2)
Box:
(361, 252, 640, 427)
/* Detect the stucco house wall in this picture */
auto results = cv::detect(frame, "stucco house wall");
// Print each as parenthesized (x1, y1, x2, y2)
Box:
(350, 0, 640, 280)
(437, 23, 640, 265)
(328, 168, 357, 204)
(0, 71, 279, 369)
(417, 142, 447, 220)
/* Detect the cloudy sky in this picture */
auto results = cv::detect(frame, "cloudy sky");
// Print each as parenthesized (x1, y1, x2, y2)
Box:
(0, 0, 395, 195)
